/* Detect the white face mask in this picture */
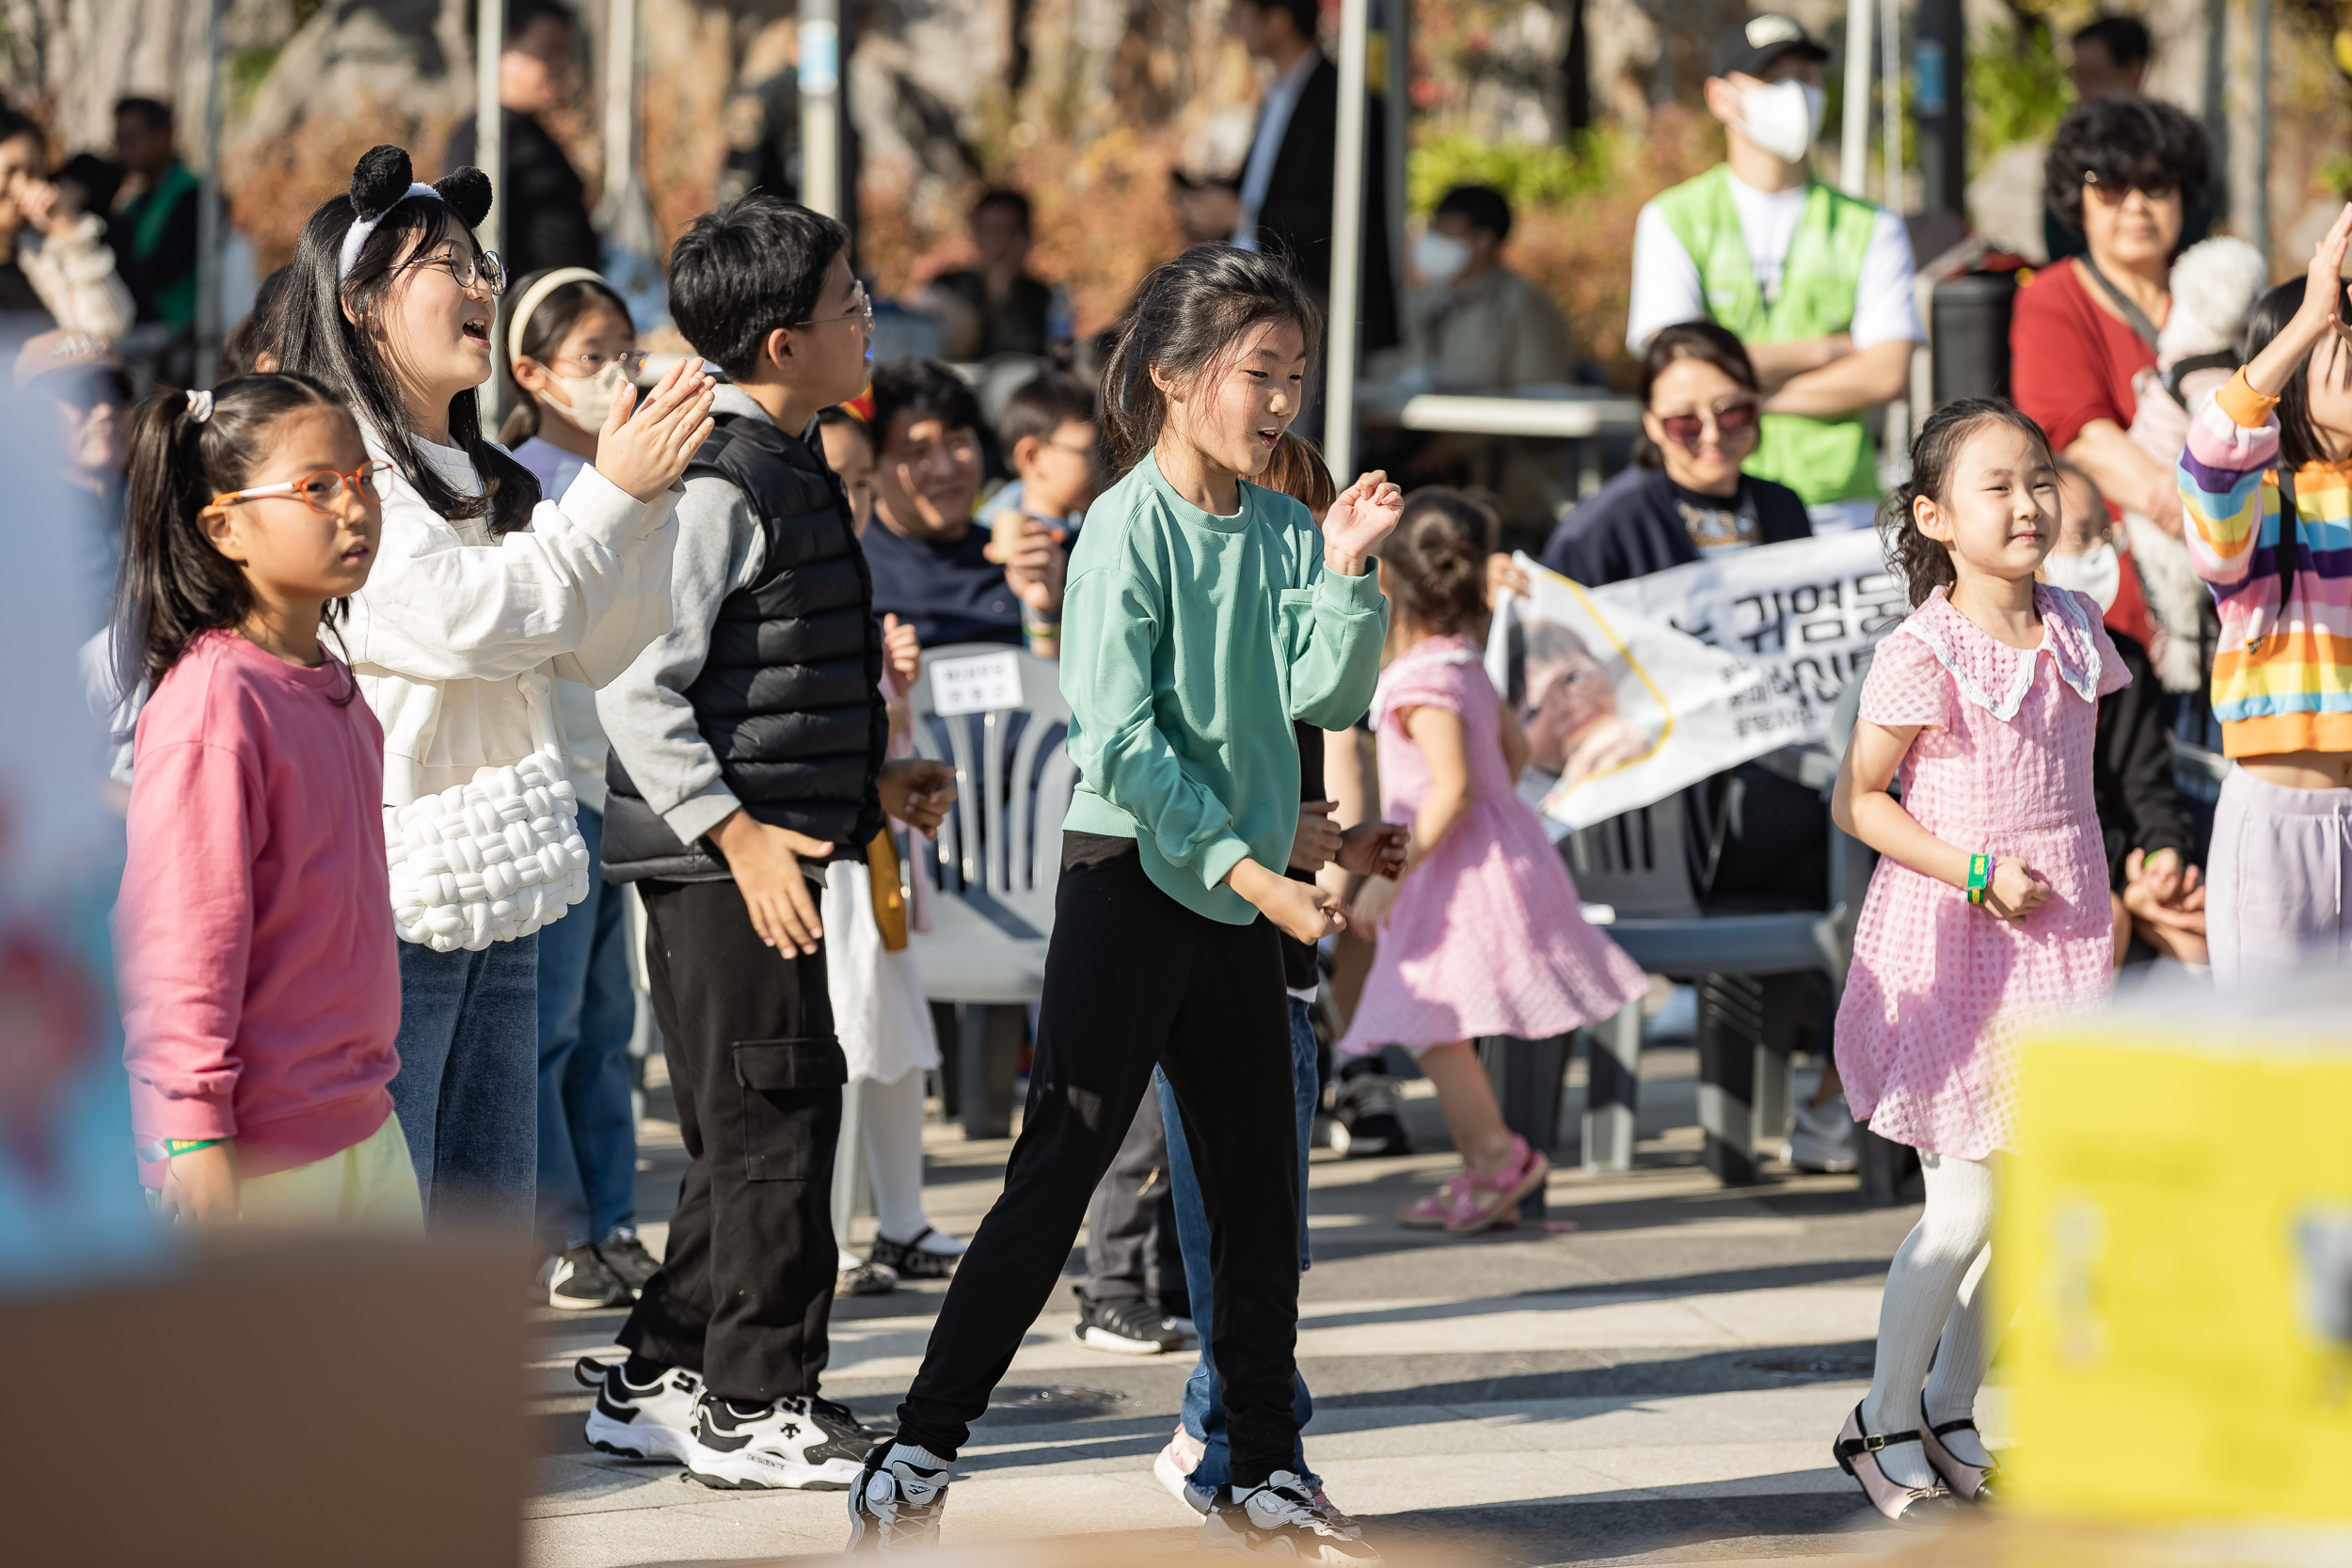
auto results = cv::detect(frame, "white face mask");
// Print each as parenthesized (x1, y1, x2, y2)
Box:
(1414, 230, 1472, 286)
(1735, 78, 1826, 165)
(2041, 541, 2122, 613)
(548, 360, 627, 434)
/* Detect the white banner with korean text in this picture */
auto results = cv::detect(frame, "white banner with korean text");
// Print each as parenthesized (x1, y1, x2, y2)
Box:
(1487, 532, 1902, 835)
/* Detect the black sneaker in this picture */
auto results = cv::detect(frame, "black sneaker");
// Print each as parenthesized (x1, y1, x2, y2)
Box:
(1071, 1289, 1190, 1354)
(814, 1392, 897, 1446)
(682, 1393, 874, 1490)
(846, 1443, 950, 1555)
(547, 1244, 631, 1309)
(1200, 1471, 1384, 1562)
(1330, 1073, 1410, 1158)
(838, 1258, 899, 1296)
(596, 1230, 661, 1295)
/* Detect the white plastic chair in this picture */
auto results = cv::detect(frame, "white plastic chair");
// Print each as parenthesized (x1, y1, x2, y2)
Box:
(901, 642, 1075, 1136)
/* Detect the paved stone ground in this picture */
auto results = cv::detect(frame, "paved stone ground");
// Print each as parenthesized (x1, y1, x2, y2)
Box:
(523, 1044, 1974, 1566)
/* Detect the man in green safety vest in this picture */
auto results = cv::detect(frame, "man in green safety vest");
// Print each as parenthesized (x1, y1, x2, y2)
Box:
(1627, 15, 1920, 534)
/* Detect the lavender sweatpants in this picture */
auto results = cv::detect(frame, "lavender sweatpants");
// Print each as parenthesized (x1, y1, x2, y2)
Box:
(2205, 768, 2352, 989)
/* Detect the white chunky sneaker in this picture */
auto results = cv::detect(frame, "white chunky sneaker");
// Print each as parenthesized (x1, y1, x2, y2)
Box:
(1152, 1422, 1208, 1513)
(682, 1393, 872, 1490)
(1200, 1471, 1383, 1562)
(846, 1443, 951, 1555)
(578, 1357, 700, 1463)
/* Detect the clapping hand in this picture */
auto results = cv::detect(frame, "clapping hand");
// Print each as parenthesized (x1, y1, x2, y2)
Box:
(2122, 847, 2206, 934)
(2249, 202, 2352, 400)
(595, 356, 718, 502)
(1323, 469, 1404, 576)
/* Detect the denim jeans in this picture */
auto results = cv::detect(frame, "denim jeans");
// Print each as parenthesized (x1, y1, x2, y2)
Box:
(533, 807, 639, 1250)
(390, 925, 541, 1229)
(1155, 995, 1320, 1494)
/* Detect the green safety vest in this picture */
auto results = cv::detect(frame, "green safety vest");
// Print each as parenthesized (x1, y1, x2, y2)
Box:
(1652, 164, 1882, 507)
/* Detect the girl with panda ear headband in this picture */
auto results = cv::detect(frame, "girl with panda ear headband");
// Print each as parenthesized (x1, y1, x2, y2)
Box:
(271, 143, 714, 1228)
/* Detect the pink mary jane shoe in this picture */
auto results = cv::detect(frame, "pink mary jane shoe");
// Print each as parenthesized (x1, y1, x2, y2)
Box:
(1443, 1136, 1550, 1234)
(1833, 1401, 1962, 1523)
(1918, 1402, 1998, 1501)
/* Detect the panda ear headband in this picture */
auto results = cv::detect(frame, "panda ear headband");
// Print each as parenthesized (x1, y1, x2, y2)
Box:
(338, 145, 496, 283)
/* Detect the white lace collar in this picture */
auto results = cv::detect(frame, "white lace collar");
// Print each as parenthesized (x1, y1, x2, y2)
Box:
(1891, 584, 2104, 721)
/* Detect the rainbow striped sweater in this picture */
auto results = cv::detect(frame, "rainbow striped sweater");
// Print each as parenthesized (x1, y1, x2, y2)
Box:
(2179, 370, 2352, 757)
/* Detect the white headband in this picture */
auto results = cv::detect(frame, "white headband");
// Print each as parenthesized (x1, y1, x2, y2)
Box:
(185, 388, 214, 423)
(506, 266, 609, 368)
(339, 182, 442, 281)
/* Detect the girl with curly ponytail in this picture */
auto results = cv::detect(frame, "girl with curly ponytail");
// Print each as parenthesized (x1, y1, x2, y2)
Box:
(1334, 486, 1649, 1235)
(275, 143, 719, 1227)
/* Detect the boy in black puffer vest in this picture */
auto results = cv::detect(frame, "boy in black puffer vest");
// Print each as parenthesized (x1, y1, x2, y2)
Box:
(587, 196, 956, 1490)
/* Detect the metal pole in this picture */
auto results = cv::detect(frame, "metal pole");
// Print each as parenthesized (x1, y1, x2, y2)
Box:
(2251, 0, 2271, 267)
(1325, 0, 1370, 480)
(1880, 0, 1900, 208)
(799, 0, 841, 218)
(193, 0, 226, 386)
(476, 0, 505, 423)
(596, 0, 636, 230)
(1383, 0, 1408, 346)
(1838, 0, 1872, 198)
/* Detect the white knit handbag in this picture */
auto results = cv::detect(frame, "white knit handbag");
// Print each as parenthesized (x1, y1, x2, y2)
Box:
(384, 672, 592, 952)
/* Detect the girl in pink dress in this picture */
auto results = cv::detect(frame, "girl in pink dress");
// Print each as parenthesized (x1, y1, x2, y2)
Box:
(1830, 400, 2127, 1521)
(1339, 490, 1648, 1235)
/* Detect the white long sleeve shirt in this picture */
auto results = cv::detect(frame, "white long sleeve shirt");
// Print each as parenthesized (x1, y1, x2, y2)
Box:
(347, 432, 678, 807)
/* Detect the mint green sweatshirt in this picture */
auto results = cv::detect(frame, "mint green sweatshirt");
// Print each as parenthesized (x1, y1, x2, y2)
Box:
(1059, 453, 1390, 925)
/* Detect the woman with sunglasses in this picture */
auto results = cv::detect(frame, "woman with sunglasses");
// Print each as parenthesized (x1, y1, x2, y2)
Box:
(1540, 319, 1810, 587)
(2012, 96, 2213, 551)
(275, 146, 716, 1231)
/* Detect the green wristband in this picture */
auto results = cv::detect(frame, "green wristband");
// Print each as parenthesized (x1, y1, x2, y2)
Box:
(1966, 853, 1992, 906)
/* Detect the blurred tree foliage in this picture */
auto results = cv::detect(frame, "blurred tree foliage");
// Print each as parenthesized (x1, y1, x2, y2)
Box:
(1406, 128, 1613, 214)
(1968, 18, 2070, 164)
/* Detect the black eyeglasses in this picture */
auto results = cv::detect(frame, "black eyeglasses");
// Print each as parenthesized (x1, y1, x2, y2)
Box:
(394, 246, 507, 298)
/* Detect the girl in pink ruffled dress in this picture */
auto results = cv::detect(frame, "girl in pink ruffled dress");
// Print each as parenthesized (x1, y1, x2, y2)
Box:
(1829, 400, 2127, 1521)
(1339, 490, 1648, 1235)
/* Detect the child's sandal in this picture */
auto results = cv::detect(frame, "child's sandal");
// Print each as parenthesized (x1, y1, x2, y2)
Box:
(1442, 1136, 1550, 1234)
(1833, 1402, 1962, 1523)
(1397, 1174, 1473, 1228)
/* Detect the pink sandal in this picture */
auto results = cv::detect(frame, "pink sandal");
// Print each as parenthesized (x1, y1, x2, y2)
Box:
(1918, 1400, 1997, 1501)
(1832, 1401, 1961, 1522)
(1397, 1173, 1474, 1228)
(1442, 1136, 1549, 1234)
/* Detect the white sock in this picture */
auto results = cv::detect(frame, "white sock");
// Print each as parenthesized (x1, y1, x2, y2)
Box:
(886, 1441, 950, 1473)
(1922, 1243, 1996, 1468)
(1862, 1152, 1994, 1489)
(862, 1069, 931, 1243)
(837, 1247, 865, 1272)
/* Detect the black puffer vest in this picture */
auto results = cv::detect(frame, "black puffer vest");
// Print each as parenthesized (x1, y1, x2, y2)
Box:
(602, 413, 887, 882)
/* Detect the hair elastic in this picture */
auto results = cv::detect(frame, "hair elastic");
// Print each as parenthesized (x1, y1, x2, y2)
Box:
(505, 266, 609, 369)
(339, 182, 442, 282)
(185, 388, 214, 423)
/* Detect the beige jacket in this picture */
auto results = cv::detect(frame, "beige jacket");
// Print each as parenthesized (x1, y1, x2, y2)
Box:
(1404, 264, 1569, 391)
(17, 215, 135, 341)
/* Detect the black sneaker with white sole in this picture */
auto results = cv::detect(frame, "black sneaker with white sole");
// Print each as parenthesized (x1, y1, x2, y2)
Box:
(846, 1444, 951, 1555)
(683, 1393, 876, 1490)
(596, 1231, 661, 1295)
(1200, 1471, 1384, 1563)
(1071, 1289, 1191, 1354)
(1330, 1073, 1409, 1158)
(547, 1244, 631, 1309)
(578, 1357, 701, 1463)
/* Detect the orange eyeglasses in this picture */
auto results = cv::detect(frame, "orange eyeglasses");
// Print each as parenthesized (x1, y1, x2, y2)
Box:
(211, 460, 393, 512)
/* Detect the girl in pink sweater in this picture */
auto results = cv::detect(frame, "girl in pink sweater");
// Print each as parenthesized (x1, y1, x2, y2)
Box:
(114, 373, 411, 1228)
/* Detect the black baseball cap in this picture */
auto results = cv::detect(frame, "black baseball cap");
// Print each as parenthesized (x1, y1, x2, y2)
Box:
(1709, 14, 1830, 79)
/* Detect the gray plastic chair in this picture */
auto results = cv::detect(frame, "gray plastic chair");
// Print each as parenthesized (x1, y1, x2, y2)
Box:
(901, 642, 1075, 1137)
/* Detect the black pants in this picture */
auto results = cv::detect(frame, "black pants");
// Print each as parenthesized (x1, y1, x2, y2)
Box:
(617, 878, 844, 1404)
(1081, 1089, 1186, 1313)
(895, 836, 1301, 1485)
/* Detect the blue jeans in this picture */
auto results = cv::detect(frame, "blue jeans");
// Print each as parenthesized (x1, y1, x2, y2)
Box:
(533, 807, 639, 1249)
(1156, 995, 1320, 1494)
(390, 926, 541, 1229)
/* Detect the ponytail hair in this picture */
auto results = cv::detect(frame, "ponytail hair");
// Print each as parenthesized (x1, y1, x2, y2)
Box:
(116, 373, 358, 693)
(1098, 245, 1322, 476)
(1385, 486, 1497, 636)
(277, 144, 541, 536)
(1880, 396, 2056, 608)
(1257, 431, 1337, 516)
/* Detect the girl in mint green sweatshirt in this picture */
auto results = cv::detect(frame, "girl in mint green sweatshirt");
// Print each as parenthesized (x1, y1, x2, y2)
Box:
(853, 247, 1397, 1559)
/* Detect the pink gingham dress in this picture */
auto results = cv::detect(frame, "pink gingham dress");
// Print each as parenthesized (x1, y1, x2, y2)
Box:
(1337, 635, 1648, 1055)
(1835, 585, 2127, 1159)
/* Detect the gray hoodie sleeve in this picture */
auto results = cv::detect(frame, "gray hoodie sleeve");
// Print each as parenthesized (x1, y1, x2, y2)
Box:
(595, 471, 767, 848)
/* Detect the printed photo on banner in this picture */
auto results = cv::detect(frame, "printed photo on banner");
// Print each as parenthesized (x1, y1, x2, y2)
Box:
(1585, 529, 1904, 747)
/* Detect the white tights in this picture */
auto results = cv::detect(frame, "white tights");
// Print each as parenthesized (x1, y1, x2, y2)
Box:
(861, 1068, 932, 1244)
(1861, 1152, 1998, 1488)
